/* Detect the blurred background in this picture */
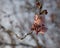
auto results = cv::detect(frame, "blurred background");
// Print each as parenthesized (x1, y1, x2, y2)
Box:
(0, 0, 60, 48)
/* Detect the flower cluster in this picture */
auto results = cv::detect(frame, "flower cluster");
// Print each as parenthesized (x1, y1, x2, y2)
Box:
(31, 14, 47, 34)
(31, 1, 48, 35)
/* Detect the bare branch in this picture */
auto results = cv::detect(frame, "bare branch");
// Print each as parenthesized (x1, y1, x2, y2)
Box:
(0, 42, 36, 48)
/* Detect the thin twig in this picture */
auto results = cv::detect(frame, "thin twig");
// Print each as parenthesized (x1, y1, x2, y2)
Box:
(15, 31, 33, 40)
(5, 30, 32, 40)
